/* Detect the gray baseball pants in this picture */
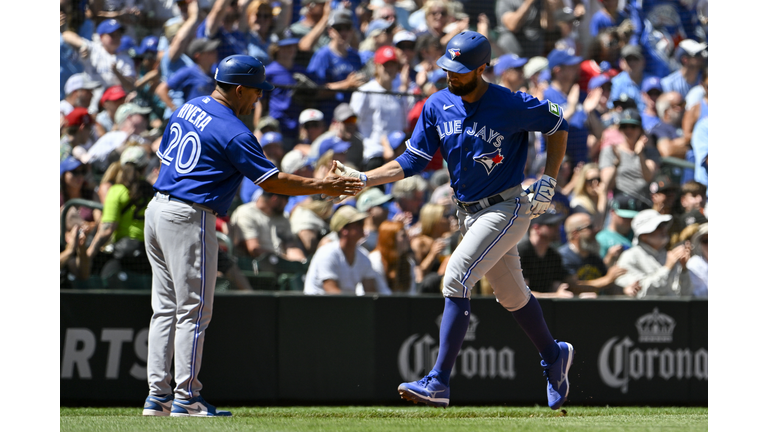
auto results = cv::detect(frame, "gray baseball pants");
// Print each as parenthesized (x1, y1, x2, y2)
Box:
(144, 193, 218, 399)
(442, 185, 533, 311)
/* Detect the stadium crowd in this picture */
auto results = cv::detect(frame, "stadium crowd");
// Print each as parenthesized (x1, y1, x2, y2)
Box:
(60, 0, 709, 299)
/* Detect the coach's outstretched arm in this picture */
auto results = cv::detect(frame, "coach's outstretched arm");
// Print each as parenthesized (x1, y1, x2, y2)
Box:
(260, 162, 364, 197)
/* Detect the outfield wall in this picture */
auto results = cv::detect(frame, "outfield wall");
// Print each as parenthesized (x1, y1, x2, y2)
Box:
(60, 292, 707, 406)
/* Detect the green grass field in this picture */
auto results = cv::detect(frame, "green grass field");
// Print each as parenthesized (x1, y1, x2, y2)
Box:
(60, 406, 708, 431)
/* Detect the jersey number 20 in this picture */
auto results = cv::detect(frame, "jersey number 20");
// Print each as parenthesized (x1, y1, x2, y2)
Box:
(159, 123, 202, 174)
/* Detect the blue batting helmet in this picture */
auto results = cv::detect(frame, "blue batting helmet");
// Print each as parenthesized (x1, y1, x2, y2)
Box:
(436, 31, 491, 74)
(214, 55, 275, 91)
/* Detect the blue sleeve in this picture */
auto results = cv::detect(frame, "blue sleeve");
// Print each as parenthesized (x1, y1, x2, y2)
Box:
(514, 92, 569, 135)
(166, 67, 189, 92)
(196, 22, 208, 38)
(306, 50, 327, 84)
(225, 132, 280, 185)
(394, 101, 440, 177)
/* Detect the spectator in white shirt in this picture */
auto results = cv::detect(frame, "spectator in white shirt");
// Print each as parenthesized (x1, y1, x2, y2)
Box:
(61, 19, 137, 113)
(349, 46, 413, 170)
(304, 205, 390, 295)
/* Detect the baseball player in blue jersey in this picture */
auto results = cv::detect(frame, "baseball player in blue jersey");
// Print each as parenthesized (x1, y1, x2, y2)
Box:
(141, 55, 363, 417)
(335, 31, 575, 410)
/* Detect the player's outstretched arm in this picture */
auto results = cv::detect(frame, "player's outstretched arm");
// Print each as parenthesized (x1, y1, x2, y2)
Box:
(260, 171, 364, 197)
(363, 160, 406, 188)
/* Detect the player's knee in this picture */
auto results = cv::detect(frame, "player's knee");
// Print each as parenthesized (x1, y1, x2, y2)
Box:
(495, 289, 530, 312)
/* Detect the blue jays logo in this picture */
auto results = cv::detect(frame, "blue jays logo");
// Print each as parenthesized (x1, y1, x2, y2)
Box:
(473, 149, 504, 174)
(449, 48, 461, 60)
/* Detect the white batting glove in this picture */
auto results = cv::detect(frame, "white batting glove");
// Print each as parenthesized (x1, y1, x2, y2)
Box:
(326, 161, 367, 203)
(524, 174, 557, 218)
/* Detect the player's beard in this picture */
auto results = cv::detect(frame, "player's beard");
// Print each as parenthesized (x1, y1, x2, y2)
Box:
(447, 71, 479, 96)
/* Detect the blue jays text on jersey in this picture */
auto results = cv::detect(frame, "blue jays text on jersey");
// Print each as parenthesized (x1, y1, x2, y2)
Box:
(152, 96, 279, 216)
(395, 84, 569, 203)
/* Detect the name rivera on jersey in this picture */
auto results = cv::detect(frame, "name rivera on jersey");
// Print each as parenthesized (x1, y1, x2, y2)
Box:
(435, 120, 504, 147)
(175, 101, 214, 132)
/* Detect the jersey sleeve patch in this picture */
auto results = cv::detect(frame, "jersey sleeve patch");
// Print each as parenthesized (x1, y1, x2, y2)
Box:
(548, 101, 561, 117)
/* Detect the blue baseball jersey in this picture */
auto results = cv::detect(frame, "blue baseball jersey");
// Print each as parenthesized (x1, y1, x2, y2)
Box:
(153, 96, 279, 215)
(395, 84, 568, 203)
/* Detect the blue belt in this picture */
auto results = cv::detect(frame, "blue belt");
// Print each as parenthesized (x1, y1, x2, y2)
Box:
(455, 194, 505, 214)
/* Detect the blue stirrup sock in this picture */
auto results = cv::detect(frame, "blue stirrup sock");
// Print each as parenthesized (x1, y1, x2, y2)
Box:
(511, 295, 559, 365)
(431, 297, 471, 385)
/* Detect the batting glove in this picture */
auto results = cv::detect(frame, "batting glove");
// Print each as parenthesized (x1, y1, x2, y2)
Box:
(524, 174, 557, 218)
(326, 161, 367, 203)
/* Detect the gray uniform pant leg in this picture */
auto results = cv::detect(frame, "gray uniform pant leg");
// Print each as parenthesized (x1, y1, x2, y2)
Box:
(442, 194, 532, 311)
(144, 196, 218, 399)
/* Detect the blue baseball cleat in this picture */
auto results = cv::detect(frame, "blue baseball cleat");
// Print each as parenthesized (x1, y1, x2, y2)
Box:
(541, 341, 574, 410)
(170, 396, 232, 417)
(142, 394, 173, 416)
(397, 371, 450, 408)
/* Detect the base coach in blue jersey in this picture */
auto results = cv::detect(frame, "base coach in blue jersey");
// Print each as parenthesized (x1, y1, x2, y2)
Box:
(141, 55, 364, 417)
(337, 31, 575, 410)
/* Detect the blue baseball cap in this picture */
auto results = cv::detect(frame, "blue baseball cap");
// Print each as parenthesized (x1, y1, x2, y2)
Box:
(136, 36, 159, 55)
(547, 49, 582, 69)
(60, 157, 82, 176)
(588, 74, 611, 91)
(319, 137, 351, 156)
(641, 76, 662, 94)
(118, 35, 136, 54)
(261, 131, 283, 146)
(277, 37, 300, 47)
(494, 54, 528, 76)
(97, 19, 123, 35)
(436, 31, 491, 74)
(429, 69, 447, 84)
(366, 19, 393, 38)
(388, 131, 406, 150)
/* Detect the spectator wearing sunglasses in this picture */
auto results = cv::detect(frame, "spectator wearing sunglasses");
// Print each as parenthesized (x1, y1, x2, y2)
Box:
(569, 163, 610, 231)
(557, 212, 629, 297)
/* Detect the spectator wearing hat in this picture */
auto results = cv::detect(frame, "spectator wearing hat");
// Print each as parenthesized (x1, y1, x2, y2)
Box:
(543, 49, 590, 164)
(260, 131, 286, 167)
(306, 8, 367, 122)
(614, 209, 692, 298)
(551, 7, 580, 54)
(157, 0, 201, 119)
(86, 145, 155, 280)
(60, 156, 100, 236)
(557, 212, 628, 297)
(522, 56, 549, 100)
(196, 0, 248, 61)
(280, 149, 315, 214)
(587, 28, 621, 70)
(289, 196, 333, 257)
(639, 76, 663, 133)
(61, 108, 96, 163)
(649, 172, 679, 219)
(61, 19, 137, 112)
(495, 0, 544, 59)
(157, 38, 220, 107)
(393, 30, 418, 68)
(598, 108, 660, 206)
(296, 109, 327, 147)
(495, 54, 528, 92)
(676, 180, 707, 229)
(583, 73, 615, 145)
(61, 73, 101, 118)
(661, 40, 707, 99)
(356, 187, 395, 252)
(517, 207, 574, 298)
(303, 205, 390, 295)
(290, 0, 333, 68)
(87, 103, 152, 175)
(596, 193, 646, 263)
(609, 44, 647, 112)
(648, 91, 687, 159)
(94, 85, 128, 138)
(350, 46, 414, 170)
(359, 19, 396, 64)
(309, 103, 365, 169)
(590, 0, 628, 37)
(263, 36, 304, 145)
